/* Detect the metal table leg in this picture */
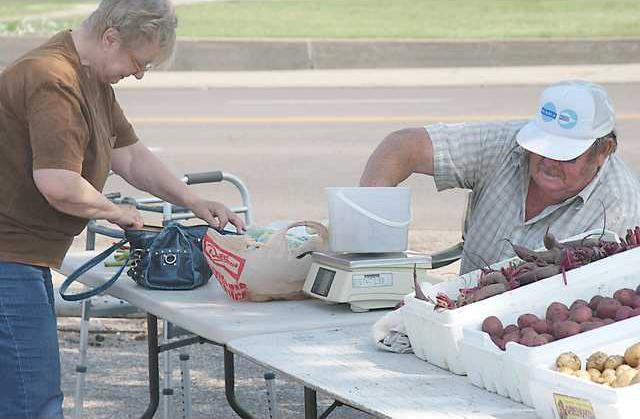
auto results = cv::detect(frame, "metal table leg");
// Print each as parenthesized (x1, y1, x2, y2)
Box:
(141, 314, 160, 419)
(304, 387, 318, 419)
(224, 347, 256, 419)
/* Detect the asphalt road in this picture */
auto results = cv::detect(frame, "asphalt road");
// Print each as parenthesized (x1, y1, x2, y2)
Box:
(110, 83, 640, 233)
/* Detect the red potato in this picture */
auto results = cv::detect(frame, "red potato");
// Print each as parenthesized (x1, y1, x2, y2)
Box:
(520, 333, 540, 347)
(614, 288, 637, 307)
(520, 326, 537, 337)
(503, 324, 519, 335)
(596, 298, 623, 319)
(570, 306, 593, 323)
(491, 335, 506, 351)
(632, 307, 640, 317)
(615, 306, 634, 321)
(518, 313, 539, 329)
(540, 333, 555, 342)
(552, 320, 581, 339)
(589, 295, 605, 311)
(632, 296, 640, 309)
(546, 302, 570, 323)
(602, 318, 615, 325)
(532, 335, 549, 346)
(570, 299, 589, 311)
(482, 316, 504, 338)
(532, 320, 549, 334)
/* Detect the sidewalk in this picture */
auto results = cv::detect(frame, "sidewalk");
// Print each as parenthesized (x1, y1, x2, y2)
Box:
(114, 63, 640, 89)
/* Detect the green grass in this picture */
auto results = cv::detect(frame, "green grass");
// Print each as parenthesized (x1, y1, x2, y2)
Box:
(175, 0, 640, 39)
(0, 0, 639, 38)
(0, 1, 93, 20)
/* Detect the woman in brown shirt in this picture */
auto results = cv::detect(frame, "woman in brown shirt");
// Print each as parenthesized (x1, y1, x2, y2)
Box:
(0, 1, 244, 417)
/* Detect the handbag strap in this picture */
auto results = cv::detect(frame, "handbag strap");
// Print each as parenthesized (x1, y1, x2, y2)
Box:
(59, 239, 129, 301)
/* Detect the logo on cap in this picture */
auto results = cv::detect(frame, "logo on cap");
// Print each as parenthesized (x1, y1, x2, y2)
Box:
(540, 102, 578, 130)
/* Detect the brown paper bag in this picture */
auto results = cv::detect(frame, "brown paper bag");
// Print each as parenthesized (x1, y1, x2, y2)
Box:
(202, 221, 328, 301)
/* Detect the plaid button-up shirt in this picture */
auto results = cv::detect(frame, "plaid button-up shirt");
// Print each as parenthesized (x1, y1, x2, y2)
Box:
(427, 121, 640, 274)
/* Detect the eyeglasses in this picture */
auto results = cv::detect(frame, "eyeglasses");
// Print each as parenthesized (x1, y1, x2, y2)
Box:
(125, 48, 152, 74)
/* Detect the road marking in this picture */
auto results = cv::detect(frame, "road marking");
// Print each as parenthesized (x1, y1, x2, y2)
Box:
(129, 114, 640, 125)
(229, 98, 448, 105)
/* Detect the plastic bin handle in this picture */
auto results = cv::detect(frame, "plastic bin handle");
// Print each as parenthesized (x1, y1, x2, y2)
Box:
(336, 190, 411, 228)
(184, 171, 223, 185)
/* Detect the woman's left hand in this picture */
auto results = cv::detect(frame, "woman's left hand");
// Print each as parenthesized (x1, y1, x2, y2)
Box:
(190, 199, 246, 232)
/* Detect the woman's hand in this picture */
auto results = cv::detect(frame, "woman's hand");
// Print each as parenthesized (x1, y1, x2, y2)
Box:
(107, 205, 144, 230)
(189, 199, 246, 232)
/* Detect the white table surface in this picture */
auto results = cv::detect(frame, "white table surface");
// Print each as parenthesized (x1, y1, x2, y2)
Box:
(228, 325, 539, 419)
(58, 251, 387, 344)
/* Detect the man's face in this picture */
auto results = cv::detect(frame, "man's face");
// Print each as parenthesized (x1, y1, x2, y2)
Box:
(528, 147, 606, 201)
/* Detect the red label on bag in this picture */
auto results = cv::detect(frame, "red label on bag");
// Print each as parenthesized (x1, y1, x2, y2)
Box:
(203, 235, 246, 280)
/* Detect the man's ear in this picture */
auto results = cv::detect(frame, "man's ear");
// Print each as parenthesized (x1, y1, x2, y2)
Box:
(101, 27, 121, 51)
(595, 138, 615, 166)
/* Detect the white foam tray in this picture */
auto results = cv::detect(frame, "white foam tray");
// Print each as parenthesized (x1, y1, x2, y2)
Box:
(401, 229, 618, 375)
(530, 333, 640, 419)
(459, 246, 640, 407)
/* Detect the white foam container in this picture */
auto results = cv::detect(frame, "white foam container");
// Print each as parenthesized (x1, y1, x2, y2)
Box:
(401, 230, 618, 376)
(529, 333, 640, 419)
(326, 187, 411, 253)
(459, 246, 640, 407)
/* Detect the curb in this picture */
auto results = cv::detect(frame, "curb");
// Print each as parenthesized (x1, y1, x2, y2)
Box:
(1, 36, 639, 71)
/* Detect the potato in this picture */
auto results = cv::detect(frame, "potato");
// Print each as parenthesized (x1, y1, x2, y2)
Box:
(517, 313, 539, 329)
(503, 324, 518, 335)
(632, 296, 640, 309)
(573, 370, 592, 381)
(589, 295, 605, 311)
(546, 302, 570, 323)
(491, 335, 506, 351)
(520, 326, 537, 337)
(558, 367, 575, 375)
(602, 318, 615, 325)
(624, 342, 640, 367)
(615, 306, 634, 321)
(552, 320, 581, 340)
(482, 316, 504, 338)
(586, 351, 608, 372)
(602, 369, 617, 385)
(596, 298, 623, 320)
(588, 368, 602, 382)
(612, 369, 638, 388)
(616, 364, 634, 377)
(540, 333, 555, 343)
(632, 308, 640, 318)
(631, 373, 640, 386)
(604, 355, 625, 370)
(614, 288, 637, 307)
(556, 352, 581, 371)
(532, 320, 549, 334)
(520, 334, 539, 347)
(570, 299, 589, 311)
(570, 306, 593, 323)
(503, 331, 520, 344)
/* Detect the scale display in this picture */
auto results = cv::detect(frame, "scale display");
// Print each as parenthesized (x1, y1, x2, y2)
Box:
(352, 273, 393, 288)
(311, 267, 335, 297)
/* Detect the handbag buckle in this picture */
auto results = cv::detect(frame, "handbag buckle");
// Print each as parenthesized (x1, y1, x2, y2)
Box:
(163, 253, 177, 265)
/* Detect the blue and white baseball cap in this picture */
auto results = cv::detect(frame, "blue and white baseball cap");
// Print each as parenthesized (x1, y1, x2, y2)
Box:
(516, 80, 616, 161)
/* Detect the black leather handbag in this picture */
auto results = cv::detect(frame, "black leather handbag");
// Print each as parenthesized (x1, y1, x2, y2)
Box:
(59, 223, 218, 301)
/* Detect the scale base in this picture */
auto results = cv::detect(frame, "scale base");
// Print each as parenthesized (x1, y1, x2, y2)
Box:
(349, 299, 400, 313)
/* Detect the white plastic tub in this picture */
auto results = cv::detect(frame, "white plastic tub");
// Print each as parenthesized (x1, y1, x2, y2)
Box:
(530, 332, 640, 419)
(326, 187, 411, 253)
(459, 246, 640, 407)
(401, 230, 618, 376)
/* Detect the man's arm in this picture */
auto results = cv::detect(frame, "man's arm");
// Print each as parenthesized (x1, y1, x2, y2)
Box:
(111, 141, 245, 231)
(32, 169, 143, 229)
(359, 127, 434, 186)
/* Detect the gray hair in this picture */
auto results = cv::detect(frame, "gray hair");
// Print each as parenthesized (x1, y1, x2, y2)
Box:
(82, 0, 178, 69)
(587, 130, 617, 162)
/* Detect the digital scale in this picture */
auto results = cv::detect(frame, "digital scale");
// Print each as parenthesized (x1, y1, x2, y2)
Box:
(302, 251, 435, 312)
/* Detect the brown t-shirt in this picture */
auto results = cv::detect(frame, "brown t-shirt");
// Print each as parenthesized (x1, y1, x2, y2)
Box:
(0, 30, 138, 268)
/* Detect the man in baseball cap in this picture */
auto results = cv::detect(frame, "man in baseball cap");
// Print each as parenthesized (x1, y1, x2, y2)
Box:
(516, 80, 615, 161)
(360, 80, 640, 274)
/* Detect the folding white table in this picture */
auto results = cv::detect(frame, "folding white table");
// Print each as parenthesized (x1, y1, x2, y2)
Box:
(228, 324, 539, 419)
(58, 251, 387, 419)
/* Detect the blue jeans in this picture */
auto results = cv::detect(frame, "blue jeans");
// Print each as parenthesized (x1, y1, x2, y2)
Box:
(0, 262, 64, 419)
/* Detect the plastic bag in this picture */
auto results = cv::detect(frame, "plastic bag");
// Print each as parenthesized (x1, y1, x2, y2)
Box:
(202, 221, 328, 302)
